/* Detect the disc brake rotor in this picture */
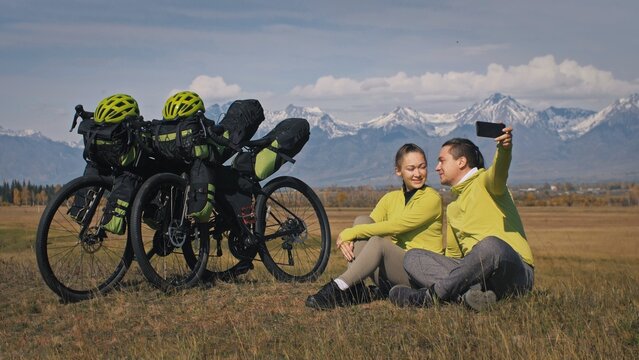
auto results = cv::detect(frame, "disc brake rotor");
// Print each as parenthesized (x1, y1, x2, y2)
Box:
(81, 226, 104, 253)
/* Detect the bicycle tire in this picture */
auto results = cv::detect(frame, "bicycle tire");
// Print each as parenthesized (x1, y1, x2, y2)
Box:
(35, 175, 134, 302)
(255, 176, 331, 282)
(129, 173, 209, 291)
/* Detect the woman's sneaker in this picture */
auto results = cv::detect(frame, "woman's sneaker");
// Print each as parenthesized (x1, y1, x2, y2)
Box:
(461, 289, 496, 311)
(305, 281, 351, 310)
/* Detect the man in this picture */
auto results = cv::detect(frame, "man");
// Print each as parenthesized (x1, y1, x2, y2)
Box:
(388, 126, 534, 311)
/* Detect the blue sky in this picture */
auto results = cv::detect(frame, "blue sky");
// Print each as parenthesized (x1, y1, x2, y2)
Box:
(2, 0, 638, 141)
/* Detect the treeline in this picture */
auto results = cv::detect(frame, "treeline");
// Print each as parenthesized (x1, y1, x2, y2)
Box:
(1, 180, 637, 208)
(316, 185, 394, 208)
(0, 180, 61, 206)
(511, 182, 639, 207)
(317, 182, 639, 208)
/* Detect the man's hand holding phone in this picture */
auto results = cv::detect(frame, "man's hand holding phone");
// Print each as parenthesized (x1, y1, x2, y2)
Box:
(495, 126, 512, 149)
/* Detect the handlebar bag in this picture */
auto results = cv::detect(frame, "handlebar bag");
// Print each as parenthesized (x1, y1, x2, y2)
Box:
(210, 99, 265, 163)
(232, 118, 309, 181)
(148, 117, 209, 163)
(77, 119, 137, 169)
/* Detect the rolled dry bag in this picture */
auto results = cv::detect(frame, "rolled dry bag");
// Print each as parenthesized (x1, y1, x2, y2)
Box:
(209, 99, 265, 163)
(233, 118, 309, 180)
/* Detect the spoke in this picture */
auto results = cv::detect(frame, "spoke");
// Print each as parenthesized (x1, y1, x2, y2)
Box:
(49, 242, 82, 262)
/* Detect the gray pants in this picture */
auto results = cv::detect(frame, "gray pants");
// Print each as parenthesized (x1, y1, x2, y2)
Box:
(338, 216, 411, 294)
(403, 236, 534, 302)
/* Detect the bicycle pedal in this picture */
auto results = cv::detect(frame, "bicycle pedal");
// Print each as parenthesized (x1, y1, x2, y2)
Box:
(239, 205, 256, 225)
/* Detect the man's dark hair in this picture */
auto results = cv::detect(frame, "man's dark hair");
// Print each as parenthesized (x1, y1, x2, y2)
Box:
(442, 138, 485, 169)
(395, 143, 426, 169)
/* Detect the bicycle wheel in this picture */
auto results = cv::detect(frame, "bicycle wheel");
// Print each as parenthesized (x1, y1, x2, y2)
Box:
(129, 173, 209, 291)
(255, 176, 331, 282)
(35, 175, 133, 302)
(202, 228, 258, 282)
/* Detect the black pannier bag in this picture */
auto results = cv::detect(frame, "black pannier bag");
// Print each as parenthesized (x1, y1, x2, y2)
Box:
(186, 158, 215, 223)
(148, 117, 210, 164)
(209, 99, 265, 163)
(213, 165, 256, 230)
(68, 162, 109, 222)
(232, 118, 310, 181)
(100, 171, 141, 235)
(77, 119, 138, 169)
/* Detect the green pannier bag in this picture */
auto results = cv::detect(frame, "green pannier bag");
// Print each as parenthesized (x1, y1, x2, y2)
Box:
(77, 119, 138, 169)
(186, 158, 215, 223)
(232, 118, 310, 181)
(100, 171, 141, 235)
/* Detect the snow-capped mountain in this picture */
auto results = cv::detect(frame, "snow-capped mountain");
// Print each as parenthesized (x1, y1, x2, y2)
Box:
(262, 105, 358, 138)
(454, 93, 540, 127)
(0, 127, 84, 184)
(206, 102, 358, 139)
(364, 106, 456, 137)
(569, 93, 639, 137)
(539, 107, 597, 140)
(0, 126, 47, 139)
(2, 93, 638, 185)
(205, 93, 617, 141)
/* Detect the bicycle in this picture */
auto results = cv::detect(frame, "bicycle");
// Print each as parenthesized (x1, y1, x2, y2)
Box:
(35, 105, 144, 302)
(129, 123, 331, 290)
(34, 104, 189, 301)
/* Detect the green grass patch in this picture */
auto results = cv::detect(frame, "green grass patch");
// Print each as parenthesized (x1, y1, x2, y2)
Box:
(0, 226, 35, 253)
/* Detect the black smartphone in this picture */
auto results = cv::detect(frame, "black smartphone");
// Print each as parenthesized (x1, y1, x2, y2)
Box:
(476, 121, 505, 138)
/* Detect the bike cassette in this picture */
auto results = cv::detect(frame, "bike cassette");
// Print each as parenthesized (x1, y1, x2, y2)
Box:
(282, 218, 308, 244)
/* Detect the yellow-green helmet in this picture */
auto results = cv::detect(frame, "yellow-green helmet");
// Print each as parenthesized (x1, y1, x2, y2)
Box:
(94, 93, 140, 124)
(162, 91, 205, 121)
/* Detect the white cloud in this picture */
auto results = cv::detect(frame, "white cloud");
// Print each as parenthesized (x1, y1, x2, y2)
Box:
(188, 75, 242, 102)
(289, 55, 639, 104)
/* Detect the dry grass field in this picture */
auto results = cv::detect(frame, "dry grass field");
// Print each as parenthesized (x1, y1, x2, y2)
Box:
(1, 205, 638, 359)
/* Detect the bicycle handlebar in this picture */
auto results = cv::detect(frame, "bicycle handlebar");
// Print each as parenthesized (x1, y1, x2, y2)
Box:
(70, 105, 94, 132)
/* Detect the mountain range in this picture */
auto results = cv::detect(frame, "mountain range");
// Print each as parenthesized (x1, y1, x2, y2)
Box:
(2, 93, 638, 186)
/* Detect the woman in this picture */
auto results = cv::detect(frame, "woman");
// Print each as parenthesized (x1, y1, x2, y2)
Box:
(305, 143, 444, 309)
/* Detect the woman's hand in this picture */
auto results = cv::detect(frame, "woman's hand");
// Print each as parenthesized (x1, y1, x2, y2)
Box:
(496, 126, 513, 149)
(336, 234, 355, 262)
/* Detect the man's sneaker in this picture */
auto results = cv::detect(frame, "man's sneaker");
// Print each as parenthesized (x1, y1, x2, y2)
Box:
(461, 289, 497, 311)
(388, 285, 436, 308)
(305, 281, 351, 310)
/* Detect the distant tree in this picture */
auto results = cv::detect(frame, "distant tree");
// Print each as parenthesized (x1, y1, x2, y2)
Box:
(34, 190, 44, 205)
(336, 192, 348, 207)
(13, 188, 21, 206)
(21, 186, 32, 206)
(524, 192, 537, 206)
(564, 183, 575, 192)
